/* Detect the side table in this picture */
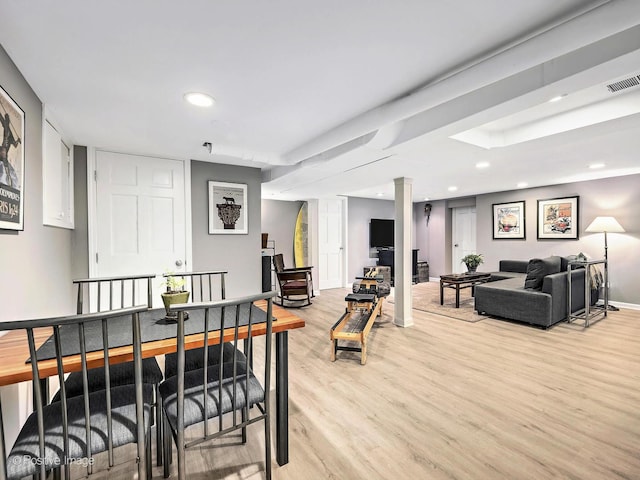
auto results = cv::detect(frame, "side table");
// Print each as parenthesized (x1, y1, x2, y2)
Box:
(567, 259, 607, 327)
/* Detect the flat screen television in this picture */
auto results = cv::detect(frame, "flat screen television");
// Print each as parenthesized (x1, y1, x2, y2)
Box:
(369, 218, 394, 248)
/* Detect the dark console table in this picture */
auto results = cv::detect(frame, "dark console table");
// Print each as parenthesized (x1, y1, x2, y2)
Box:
(377, 248, 419, 285)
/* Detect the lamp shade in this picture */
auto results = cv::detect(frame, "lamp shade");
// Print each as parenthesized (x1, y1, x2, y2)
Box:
(585, 216, 625, 233)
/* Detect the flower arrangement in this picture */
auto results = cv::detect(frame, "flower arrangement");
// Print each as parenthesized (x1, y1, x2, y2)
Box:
(162, 273, 186, 293)
(461, 253, 484, 270)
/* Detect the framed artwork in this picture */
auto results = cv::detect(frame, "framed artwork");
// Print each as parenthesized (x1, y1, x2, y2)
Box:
(208, 181, 248, 234)
(492, 201, 525, 239)
(0, 84, 25, 231)
(537, 196, 579, 239)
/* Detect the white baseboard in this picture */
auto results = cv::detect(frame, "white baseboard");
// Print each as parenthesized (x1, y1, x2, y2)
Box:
(610, 300, 640, 310)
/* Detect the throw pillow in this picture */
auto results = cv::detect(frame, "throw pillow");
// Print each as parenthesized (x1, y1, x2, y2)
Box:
(524, 258, 547, 290)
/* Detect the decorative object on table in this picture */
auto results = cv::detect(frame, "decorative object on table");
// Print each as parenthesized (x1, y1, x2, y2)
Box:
(208, 180, 248, 234)
(585, 216, 626, 311)
(492, 201, 525, 239)
(461, 253, 484, 272)
(0, 84, 25, 231)
(537, 196, 579, 239)
(424, 203, 432, 226)
(161, 273, 190, 320)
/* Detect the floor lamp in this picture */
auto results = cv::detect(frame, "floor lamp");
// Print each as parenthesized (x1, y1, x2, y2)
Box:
(585, 216, 625, 311)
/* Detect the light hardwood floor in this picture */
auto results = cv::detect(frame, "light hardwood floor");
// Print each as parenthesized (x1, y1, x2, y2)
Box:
(111, 287, 640, 480)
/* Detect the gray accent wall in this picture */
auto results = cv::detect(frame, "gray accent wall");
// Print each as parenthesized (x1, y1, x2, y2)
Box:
(475, 174, 639, 305)
(420, 174, 640, 305)
(190, 161, 262, 297)
(0, 44, 75, 321)
(347, 197, 395, 280)
(71, 146, 89, 279)
(261, 199, 303, 268)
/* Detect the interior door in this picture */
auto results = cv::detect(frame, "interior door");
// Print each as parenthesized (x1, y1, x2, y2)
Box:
(451, 206, 477, 273)
(318, 197, 345, 289)
(94, 150, 187, 307)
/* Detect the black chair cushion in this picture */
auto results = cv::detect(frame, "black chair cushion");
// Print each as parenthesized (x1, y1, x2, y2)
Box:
(7, 384, 153, 479)
(51, 357, 163, 402)
(345, 293, 376, 303)
(164, 342, 247, 379)
(160, 362, 264, 434)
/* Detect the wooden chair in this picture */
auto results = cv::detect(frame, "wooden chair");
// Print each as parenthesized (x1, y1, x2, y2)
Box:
(273, 254, 313, 307)
(159, 292, 275, 480)
(0, 307, 153, 480)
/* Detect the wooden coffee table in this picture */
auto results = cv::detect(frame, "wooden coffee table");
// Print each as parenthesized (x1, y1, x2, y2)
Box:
(440, 272, 491, 308)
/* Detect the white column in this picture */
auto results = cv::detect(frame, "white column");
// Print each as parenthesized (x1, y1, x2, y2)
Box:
(394, 177, 413, 327)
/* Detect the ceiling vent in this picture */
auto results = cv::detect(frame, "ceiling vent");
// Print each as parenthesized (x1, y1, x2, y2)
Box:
(606, 75, 640, 93)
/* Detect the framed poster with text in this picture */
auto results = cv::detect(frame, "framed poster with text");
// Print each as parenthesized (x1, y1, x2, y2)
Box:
(0, 84, 25, 231)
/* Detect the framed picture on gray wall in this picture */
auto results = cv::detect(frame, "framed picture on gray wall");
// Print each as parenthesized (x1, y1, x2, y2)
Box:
(492, 201, 525, 239)
(0, 84, 25, 231)
(537, 196, 579, 239)
(208, 180, 248, 234)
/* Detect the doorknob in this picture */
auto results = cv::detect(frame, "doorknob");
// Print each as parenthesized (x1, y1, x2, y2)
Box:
(175, 260, 183, 267)
(454, 244, 459, 247)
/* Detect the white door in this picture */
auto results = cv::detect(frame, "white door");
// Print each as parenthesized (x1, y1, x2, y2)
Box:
(93, 151, 187, 307)
(451, 206, 477, 273)
(318, 198, 345, 289)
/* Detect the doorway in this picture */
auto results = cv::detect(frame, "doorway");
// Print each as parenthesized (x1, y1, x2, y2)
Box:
(318, 197, 346, 289)
(89, 150, 190, 307)
(451, 206, 477, 273)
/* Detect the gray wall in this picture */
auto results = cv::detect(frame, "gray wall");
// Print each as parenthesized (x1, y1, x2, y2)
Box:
(261, 199, 302, 268)
(475, 174, 639, 305)
(71, 146, 89, 279)
(0, 45, 75, 321)
(414, 200, 447, 277)
(0, 43, 76, 450)
(421, 174, 640, 305)
(347, 197, 395, 280)
(191, 161, 262, 297)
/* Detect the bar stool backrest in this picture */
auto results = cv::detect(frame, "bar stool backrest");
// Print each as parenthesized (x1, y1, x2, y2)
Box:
(0, 306, 149, 480)
(163, 271, 228, 301)
(73, 274, 156, 313)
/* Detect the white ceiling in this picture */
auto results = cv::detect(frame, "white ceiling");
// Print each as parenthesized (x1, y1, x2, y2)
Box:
(1, 0, 639, 202)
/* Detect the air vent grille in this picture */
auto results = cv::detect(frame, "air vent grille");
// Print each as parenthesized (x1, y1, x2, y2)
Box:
(606, 75, 640, 93)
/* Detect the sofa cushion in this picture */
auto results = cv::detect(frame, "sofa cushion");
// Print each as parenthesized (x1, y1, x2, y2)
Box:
(524, 259, 546, 290)
(524, 256, 562, 290)
(545, 255, 562, 274)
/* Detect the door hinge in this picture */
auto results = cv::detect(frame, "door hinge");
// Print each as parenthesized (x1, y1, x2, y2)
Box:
(95, 252, 99, 263)
(94, 170, 97, 181)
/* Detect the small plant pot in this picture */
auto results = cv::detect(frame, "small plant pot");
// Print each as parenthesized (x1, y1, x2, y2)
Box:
(466, 265, 477, 273)
(161, 291, 190, 321)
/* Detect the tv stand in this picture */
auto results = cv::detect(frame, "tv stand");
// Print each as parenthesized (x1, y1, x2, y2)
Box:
(376, 248, 419, 285)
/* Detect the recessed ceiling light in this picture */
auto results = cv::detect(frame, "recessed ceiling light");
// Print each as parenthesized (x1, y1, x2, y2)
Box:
(423, 197, 430, 201)
(476, 161, 490, 169)
(447, 186, 458, 192)
(549, 94, 567, 103)
(184, 92, 215, 107)
(589, 163, 605, 169)
(517, 182, 528, 188)
(376, 192, 384, 197)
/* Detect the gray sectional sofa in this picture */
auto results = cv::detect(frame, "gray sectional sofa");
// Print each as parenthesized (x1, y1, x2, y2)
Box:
(474, 256, 595, 328)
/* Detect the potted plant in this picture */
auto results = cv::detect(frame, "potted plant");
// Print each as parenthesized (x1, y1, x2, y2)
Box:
(461, 253, 484, 273)
(161, 274, 190, 320)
